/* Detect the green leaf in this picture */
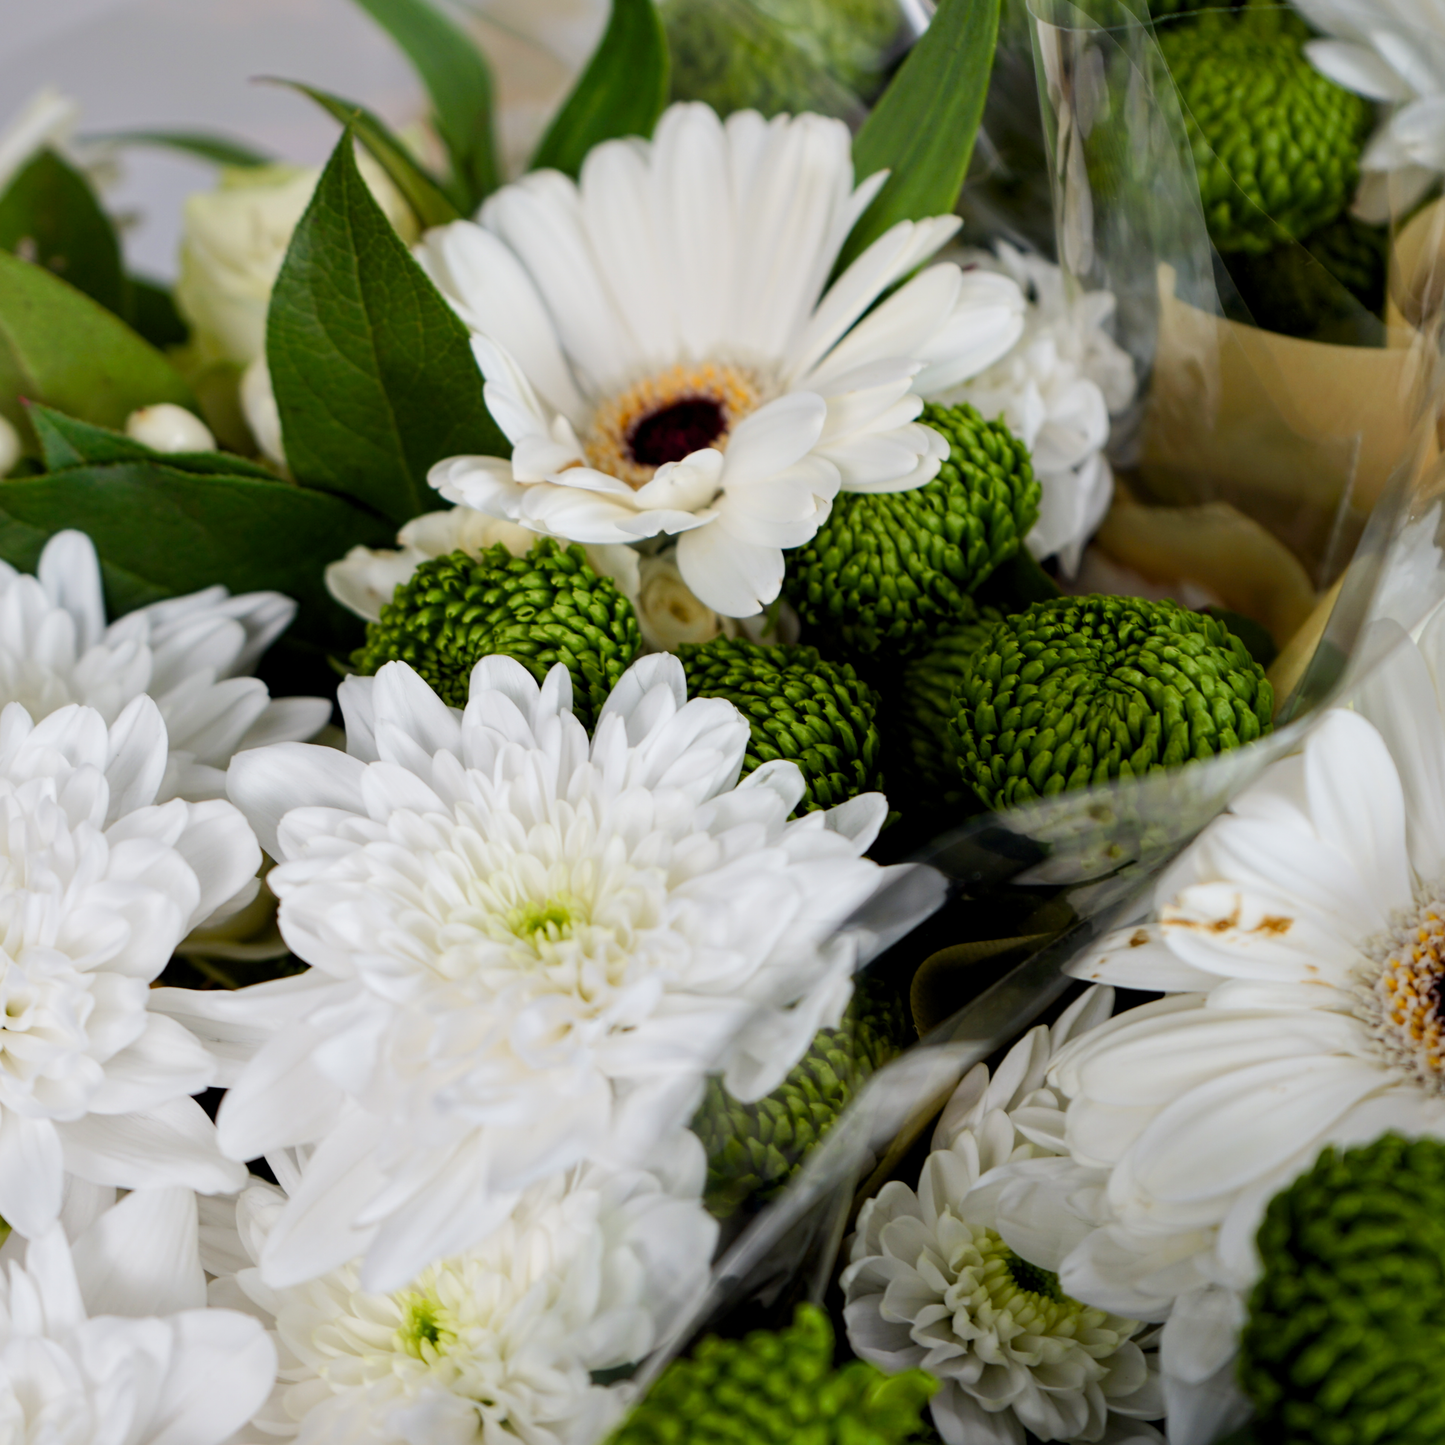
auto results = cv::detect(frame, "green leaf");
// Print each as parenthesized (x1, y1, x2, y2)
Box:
(267, 132, 507, 526)
(0, 251, 197, 440)
(88, 129, 275, 168)
(837, 0, 1000, 272)
(27, 403, 276, 478)
(0, 459, 392, 650)
(0, 149, 128, 316)
(269, 80, 461, 230)
(126, 276, 189, 349)
(530, 0, 669, 178)
(350, 0, 500, 210)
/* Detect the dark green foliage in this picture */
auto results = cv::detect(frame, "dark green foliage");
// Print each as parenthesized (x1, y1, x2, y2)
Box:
(1161, 11, 1371, 253)
(610, 1304, 936, 1445)
(1241, 1134, 1445, 1444)
(950, 596, 1274, 810)
(785, 403, 1038, 656)
(678, 637, 883, 814)
(691, 985, 906, 1216)
(353, 541, 642, 727)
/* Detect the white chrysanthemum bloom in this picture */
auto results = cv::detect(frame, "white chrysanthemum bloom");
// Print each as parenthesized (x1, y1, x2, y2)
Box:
(2, 530, 329, 802)
(0, 694, 257, 1239)
(325, 506, 641, 624)
(164, 652, 889, 1290)
(1042, 608, 1445, 1444)
(1294, 0, 1445, 221)
(0, 1185, 275, 1444)
(205, 1140, 716, 1445)
(421, 102, 1026, 618)
(842, 989, 1164, 1445)
(941, 244, 1136, 578)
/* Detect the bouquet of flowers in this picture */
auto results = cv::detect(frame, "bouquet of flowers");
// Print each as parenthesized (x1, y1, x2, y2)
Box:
(0, 0, 1442, 1440)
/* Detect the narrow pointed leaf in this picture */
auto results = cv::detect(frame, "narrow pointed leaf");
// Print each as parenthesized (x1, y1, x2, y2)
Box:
(530, 0, 669, 178)
(350, 0, 500, 209)
(86, 130, 275, 168)
(837, 0, 1000, 272)
(266, 132, 507, 526)
(268, 80, 460, 230)
(0, 148, 128, 317)
(28, 404, 276, 478)
(0, 251, 196, 441)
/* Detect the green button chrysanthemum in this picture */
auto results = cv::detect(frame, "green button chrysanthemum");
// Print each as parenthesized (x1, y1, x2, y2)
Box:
(1240, 1134, 1445, 1444)
(1160, 12, 1371, 254)
(949, 596, 1273, 810)
(678, 638, 883, 814)
(610, 1304, 936, 1445)
(691, 986, 906, 1218)
(785, 403, 1039, 656)
(899, 605, 1005, 796)
(352, 541, 642, 729)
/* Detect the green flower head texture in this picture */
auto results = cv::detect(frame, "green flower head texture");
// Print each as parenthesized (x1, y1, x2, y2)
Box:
(352, 541, 642, 729)
(1160, 11, 1371, 254)
(609, 1304, 936, 1445)
(949, 596, 1273, 811)
(677, 637, 883, 814)
(691, 985, 906, 1217)
(785, 403, 1040, 656)
(1240, 1134, 1445, 1445)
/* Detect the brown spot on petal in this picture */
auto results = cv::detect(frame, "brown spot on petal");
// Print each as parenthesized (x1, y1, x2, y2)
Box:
(1129, 930, 1150, 947)
(1255, 915, 1292, 936)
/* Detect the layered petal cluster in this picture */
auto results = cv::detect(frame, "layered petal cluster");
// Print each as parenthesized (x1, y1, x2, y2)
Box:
(423, 102, 1025, 618)
(1047, 610, 1445, 1443)
(1295, 0, 1445, 219)
(0, 531, 329, 801)
(169, 653, 888, 1291)
(0, 1185, 275, 1444)
(0, 696, 256, 1239)
(842, 989, 1164, 1445)
(206, 1141, 716, 1445)
(943, 244, 1136, 577)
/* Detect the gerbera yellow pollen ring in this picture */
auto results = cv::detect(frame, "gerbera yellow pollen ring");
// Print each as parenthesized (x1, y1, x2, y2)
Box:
(421, 102, 1028, 618)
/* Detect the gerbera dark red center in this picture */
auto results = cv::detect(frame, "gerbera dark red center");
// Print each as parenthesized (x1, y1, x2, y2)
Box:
(628, 398, 726, 468)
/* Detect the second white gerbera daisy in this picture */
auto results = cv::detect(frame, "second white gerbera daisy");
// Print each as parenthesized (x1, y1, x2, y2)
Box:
(167, 652, 890, 1291)
(422, 102, 1026, 618)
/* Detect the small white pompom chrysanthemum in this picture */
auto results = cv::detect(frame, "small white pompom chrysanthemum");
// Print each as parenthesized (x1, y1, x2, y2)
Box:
(0, 531, 330, 801)
(167, 653, 891, 1291)
(205, 1140, 716, 1445)
(842, 989, 1164, 1445)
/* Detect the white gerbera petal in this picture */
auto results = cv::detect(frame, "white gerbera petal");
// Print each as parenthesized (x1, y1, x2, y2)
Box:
(423, 104, 1022, 617)
(207, 655, 886, 1289)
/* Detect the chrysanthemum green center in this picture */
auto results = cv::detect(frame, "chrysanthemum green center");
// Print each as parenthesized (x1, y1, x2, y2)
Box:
(1358, 897, 1445, 1093)
(395, 1290, 458, 1361)
(507, 896, 585, 945)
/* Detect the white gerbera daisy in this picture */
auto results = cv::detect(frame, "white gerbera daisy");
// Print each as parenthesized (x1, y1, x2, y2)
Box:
(842, 988, 1164, 1445)
(204, 1140, 715, 1445)
(2, 531, 330, 801)
(1043, 608, 1445, 1443)
(421, 102, 1026, 618)
(942, 243, 1136, 578)
(1293, 0, 1445, 220)
(0, 1186, 275, 1444)
(0, 695, 257, 1239)
(164, 652, 889, 1290)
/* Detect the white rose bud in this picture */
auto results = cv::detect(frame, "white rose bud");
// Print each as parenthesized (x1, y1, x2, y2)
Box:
(0, 415, 20, 478)
(125, 403, 216, 454)
(635, 552, 725, 651)
(176, 157, 419, 367)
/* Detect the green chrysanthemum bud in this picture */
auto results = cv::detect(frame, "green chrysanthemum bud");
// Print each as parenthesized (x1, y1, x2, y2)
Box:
(610, 1304, 936, 1445)
(949, 596, 1273, 811)
(1160, 12, 1371, 254)
(1241, 1134, 1445, 1444)
(353, 541, 642, 728)
(785, 403, 1040, 656)
(678, 638, 883, 815)
(899, 605, 1005, 796)
(691, 986, 906, 1217)
(662, 0, 900, 118)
